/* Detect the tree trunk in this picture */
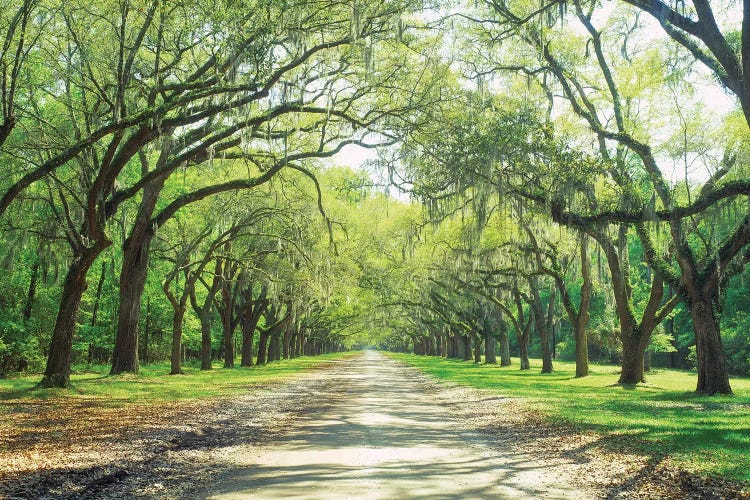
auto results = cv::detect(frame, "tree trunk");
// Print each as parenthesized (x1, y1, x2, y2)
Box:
(269, 333, 281, 361)
(257, 331, 269, 364)
(498, 320, 511, 366)
(472, 335, 481, 363)
(295, 328, 304, 358)
(426, 335, 436, 355)
(282, 325, 291, 359)
(618, 324, 648, 385)
(288, 328, 298, 358)
(539, 326, 553, 374)
(574, 316, 589, 377)
(170, 305, 186, 375)
(240, 319, 255, 366)
(111, 232, 154, 375)
(691, 295, 732, 395)
(40, 244, 107, 388)
(445, 334, 455, 358)
(462, 335, 472, 361)
(223, 313, 234, 368)
(518, 331, 530, 370)
(529, 276, 553, 374)
(484, 332, 497, 364)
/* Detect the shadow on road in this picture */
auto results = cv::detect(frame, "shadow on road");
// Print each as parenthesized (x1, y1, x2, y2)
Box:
(202, 351, 588, 499)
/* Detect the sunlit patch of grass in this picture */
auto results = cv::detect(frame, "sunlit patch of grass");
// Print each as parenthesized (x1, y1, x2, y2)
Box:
(388, 353, 750, 482)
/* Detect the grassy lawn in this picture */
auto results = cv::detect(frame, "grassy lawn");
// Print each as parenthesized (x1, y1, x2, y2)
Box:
(0, 352, 355, 406)
(387, 353, 750, 482)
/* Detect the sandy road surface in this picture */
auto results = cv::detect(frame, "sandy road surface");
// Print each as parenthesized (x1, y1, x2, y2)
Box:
(203, 351, 590, 499)
(6, 352, 738, 499)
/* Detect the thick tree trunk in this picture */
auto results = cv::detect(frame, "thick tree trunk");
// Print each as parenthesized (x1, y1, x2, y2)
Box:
(40, 262, 88, 387)
(619, 318, 647, 384)
(111, 229, 153, 374)
(111, 178, 164, 375)
(462, 335, 472, 361)
(426, 335, 436, 356)
(269, 333, 280, 361)
(691, 296, 732, 395)
(484, 332, 497, 364)
(539, 327, 553, 374)
(40, 243, 107, 388)
(170, 305, 186, 375)
(240, 321, 255, 366)
(446, 334, 456, 358)
(472, 335, 481, 363)
(257, 331, 269, 364)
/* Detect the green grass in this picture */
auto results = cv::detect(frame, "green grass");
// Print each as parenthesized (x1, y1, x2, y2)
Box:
(387, 353, 750, 482)
(0, 353, 355, 405)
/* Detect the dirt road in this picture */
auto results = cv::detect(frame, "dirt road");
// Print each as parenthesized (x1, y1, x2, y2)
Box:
(203, 351, 591, 499)
(4, 351, 739, 499)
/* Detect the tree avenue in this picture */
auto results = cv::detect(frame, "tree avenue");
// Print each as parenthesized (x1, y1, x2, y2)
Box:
(0, 0, 748, 403)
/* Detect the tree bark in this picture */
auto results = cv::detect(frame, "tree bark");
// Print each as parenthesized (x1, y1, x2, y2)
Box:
(199, 312, 213, 370)
(518, 328, 530, 370)
(257, 331, 269, 364)
(240, 316, 256, 366)
(462, 335, 472, 361)
(484, 331, 496, 364)
(574, 315, 589, 377)
(170, 305, 186, 375)
(619, 323, 646, 384)
(282, 323, 292, 359)
(498, 318, 511, 366)
(529, 276, 553, 374)
(222, 311, 235, 368)
(40, 242, 108, 388)
(191, 258, 223, 370)
(269, 333, 280, 361)
(691, 294, 732, 395)
(111, 178, 165, 375)
(239, 286, 268, 366)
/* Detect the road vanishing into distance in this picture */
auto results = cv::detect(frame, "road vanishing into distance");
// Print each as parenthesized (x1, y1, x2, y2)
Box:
(204, 351, 589, 499)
